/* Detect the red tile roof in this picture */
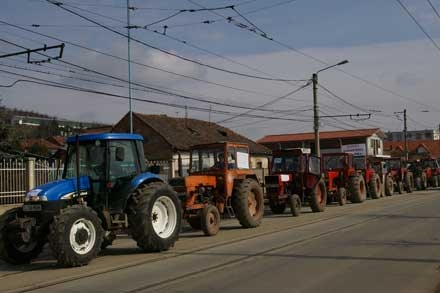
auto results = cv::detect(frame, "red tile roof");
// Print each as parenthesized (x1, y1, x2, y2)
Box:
(257, 128, 384, 143)
(384, 140, 440, 157)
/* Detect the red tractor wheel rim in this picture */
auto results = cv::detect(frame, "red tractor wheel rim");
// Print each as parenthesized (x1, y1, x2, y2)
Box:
(316, 185, 323, 203)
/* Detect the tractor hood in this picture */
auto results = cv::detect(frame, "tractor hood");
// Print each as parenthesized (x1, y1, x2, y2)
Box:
(26, 176, 91, 201)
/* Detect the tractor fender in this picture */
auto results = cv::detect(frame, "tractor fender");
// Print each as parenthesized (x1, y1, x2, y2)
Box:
(124, 173, 166, 207)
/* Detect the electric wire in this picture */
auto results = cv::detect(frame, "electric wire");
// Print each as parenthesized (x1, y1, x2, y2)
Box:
(45, 0, 304, 82)
(395, 0, 440, 52)
(427, 0, 440, 20)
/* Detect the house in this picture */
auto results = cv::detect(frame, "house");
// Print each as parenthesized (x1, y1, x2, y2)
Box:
(111, 112, 271, 179)
(386, 129, 440, 141)
(384, 140, 440, 160)
(257, 128, 386, 157)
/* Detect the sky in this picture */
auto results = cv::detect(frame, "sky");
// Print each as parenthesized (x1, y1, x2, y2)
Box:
(1, 0, 440, 140)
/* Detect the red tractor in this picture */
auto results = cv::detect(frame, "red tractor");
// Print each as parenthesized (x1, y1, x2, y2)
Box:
(369, 157, 395, 196)
(353, 156, 382, 199)
(322, 152, 367, 205)
(383, 157, 414, 194)
(169, 142, 264, 236)
(264, 148, 327, 216)
(421, 157, 440, 188)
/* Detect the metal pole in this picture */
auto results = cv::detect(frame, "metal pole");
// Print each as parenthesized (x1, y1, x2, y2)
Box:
(312, 73, 320, 157)
(404, 109, 408, 161)
(127, 0, 133, 133)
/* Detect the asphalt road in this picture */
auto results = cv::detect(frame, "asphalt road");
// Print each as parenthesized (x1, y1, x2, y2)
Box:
(1, 189, 440, 293)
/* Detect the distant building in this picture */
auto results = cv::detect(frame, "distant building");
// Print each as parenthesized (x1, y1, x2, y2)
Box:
(258, 128, 386, 157)
(386, 129, 440, 141)
(384, 140, 440, 160)
(11, 115, 107, 137)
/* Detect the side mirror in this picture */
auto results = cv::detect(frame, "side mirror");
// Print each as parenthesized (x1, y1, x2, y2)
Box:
(115, 147, 125, 162)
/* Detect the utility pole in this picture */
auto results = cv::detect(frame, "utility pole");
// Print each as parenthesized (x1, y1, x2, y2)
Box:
(127, 0, 133, 133)
(312, 73, 320, 157)
(403, 109, 408, 161)
(312, 60, 349, 157)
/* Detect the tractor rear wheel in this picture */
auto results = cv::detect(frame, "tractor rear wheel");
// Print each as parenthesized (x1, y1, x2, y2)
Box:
(369, 174, 381, 199)
(421, 172, 428, 190)
(0, 208, 46, 265)
(385, 176, 394, 196)
(232, 178, 264, 228)
(396, 181, 403, 194)
(127, 182, 181, 252)
(289, 194, 301, 217)
(415, 177, 422, 190)
(350, 175, 366, 203)
(201, 205, 221, 236)
(49, 205, 103, 267)
(433, 175, 439, 188)
(405, 173, 414, 193)
(338, 187, 347, 206)
(309, 179, 327, 212)
(269, 199, 286, 214)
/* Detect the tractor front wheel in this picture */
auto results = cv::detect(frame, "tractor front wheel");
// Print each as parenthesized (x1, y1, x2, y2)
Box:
(289, 194, 301, 217)
(338, 187, 347, 206)
(232, 179, 264, 228)
(0, 208, 46, 265)
(49, 205, 103, 267)
(405, 173, 414, 193)
(127, 182, 181, 252)
(421, 172, 428, 190)
(201, 205, 221, 236)
(309, 179, 327, 212)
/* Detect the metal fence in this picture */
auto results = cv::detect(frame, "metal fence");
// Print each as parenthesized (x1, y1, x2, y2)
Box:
(0, 158, 62, 205)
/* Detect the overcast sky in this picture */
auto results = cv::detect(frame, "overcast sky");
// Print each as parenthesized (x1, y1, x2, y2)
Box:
(1, 0, 440, 140)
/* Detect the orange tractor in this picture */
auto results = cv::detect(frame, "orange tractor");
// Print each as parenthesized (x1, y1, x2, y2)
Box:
(169, 142, 264, 236)
(382, 157, 414, 194)
(322, 152, 367, 205)
(421, 157, 440, 188)
(264, 148, 327, 216)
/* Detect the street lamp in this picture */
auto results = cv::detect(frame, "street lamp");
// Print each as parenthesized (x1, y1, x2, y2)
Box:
(312, 60, 349, 157)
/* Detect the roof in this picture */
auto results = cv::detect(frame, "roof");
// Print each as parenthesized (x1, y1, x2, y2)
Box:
(384, 140, 440, 157)
(257, 128, 384, 144)
(20, 138, 60, 150)
(66, 133, 143, 143)
(134, 113, 271, 155)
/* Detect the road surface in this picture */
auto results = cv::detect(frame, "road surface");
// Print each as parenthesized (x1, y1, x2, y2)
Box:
(1, 189, 440, 292)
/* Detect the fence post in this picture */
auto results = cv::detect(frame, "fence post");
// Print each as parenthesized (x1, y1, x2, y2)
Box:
(26, 157, 36, 191)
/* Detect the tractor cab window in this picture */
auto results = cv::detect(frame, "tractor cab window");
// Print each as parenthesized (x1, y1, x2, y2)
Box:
(308, 156, 321, 175)
(387, 159, 401, 169)
(323, 155, 346, 170)
(236, 147, 249, 169)
(108, 140, 138, 180)
(227, 147, 236, 169)
(353, 157, 365, 170)
(271, 156, 300, 172)
(191, 148, 224, 171)
(64, 140, 106, 181)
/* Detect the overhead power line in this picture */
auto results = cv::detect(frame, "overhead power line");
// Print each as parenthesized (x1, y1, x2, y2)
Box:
(427, 0, 440, 20)
(395, 0, 440, 52)
(0, 69, 312, 122)
(45, 0, 304, 82)
(0, 20, 292, 97)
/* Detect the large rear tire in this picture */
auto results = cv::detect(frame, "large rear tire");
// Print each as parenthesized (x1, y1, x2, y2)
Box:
(0, 207, 46, 265)
(232, 178, 264, 228)
(421, 172, 428, 190)
(396, 181, 403, 194)
(433, 175, 439, 188)
(369, 174, 381, 199)
(385, 176, 394, 196)
(269, 199, 286, 214)
(201, 205, 221, 236)
(350, 175, 366, 203)
(309, 179, 327, 212)
(127, 182, 181, 252)
(49, 205, 103, 267)
(405, 173, 413, 193)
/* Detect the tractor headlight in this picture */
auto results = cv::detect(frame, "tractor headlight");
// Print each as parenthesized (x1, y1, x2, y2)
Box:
(25, 189, 47, 202)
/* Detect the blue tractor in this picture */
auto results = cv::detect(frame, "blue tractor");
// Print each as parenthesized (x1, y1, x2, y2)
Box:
(0, 133, 181, 267)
